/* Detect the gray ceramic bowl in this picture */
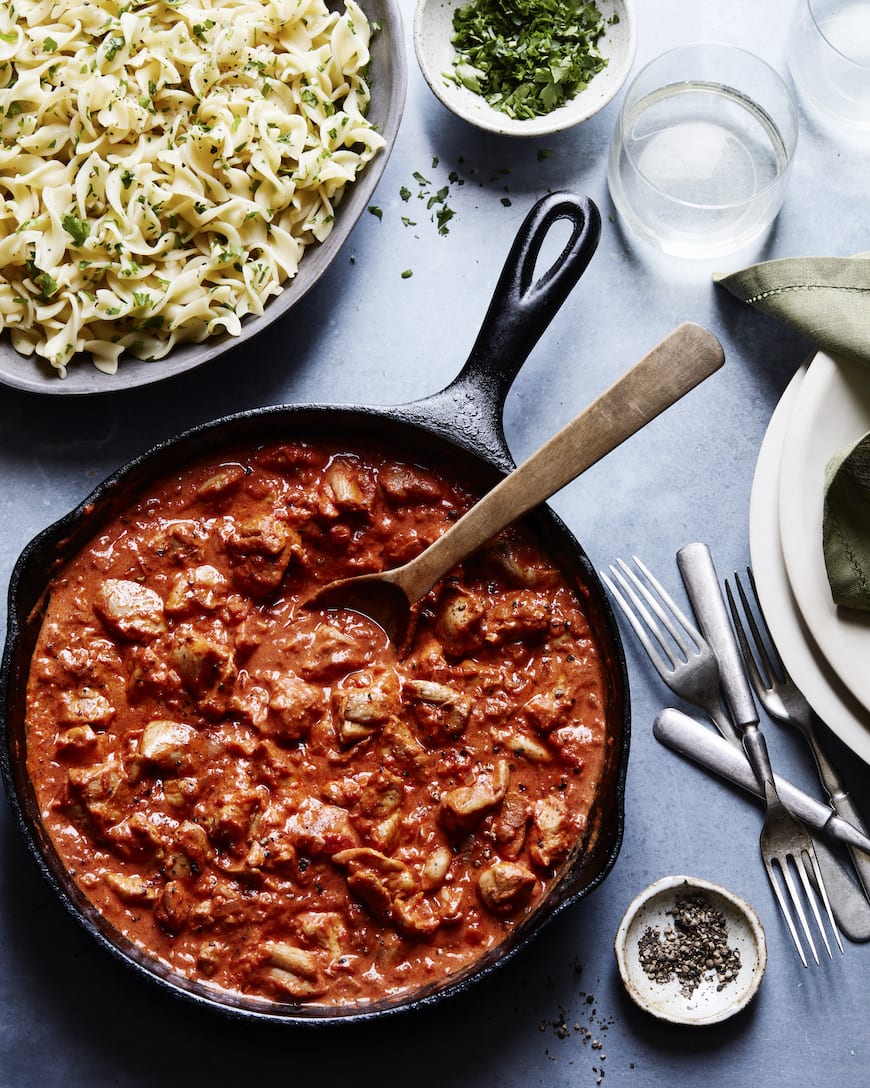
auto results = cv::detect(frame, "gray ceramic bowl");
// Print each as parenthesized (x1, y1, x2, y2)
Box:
(0, 0, 407, 396)
(413, 0, 636, 137)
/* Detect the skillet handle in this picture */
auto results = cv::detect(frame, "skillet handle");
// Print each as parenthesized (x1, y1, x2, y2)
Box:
(406, 192, 601, 468)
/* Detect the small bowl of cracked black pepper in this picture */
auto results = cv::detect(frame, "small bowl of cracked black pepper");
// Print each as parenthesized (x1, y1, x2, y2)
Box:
(613, 876, 767, 1026)
(413, 0, 637, 137)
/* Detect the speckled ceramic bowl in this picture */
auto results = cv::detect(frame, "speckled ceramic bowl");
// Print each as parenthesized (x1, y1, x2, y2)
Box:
(413, 0, 636, 137)
(614, 875, 767, 1026)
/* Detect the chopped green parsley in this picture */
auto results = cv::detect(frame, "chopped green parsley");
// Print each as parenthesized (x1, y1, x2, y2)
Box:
(449, 0, 609, 120)
(62, 213, 90, 246)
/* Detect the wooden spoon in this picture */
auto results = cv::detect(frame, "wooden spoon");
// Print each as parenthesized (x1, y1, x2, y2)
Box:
(307, 321, 724, 647)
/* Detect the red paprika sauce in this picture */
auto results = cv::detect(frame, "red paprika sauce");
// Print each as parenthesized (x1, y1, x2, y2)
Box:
(25, 439, 610, 1006)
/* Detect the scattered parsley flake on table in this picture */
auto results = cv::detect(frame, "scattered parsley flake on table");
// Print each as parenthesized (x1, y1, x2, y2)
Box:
(449, 0, 609, 120)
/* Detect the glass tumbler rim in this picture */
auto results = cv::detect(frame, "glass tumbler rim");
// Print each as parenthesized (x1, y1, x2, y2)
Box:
(804, 0, 870, 70)
(613, 40, 799, 212)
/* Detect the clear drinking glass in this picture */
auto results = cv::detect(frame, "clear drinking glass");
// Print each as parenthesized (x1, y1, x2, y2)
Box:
(607, 44, 799, 260)
(787, 0, 870, 128)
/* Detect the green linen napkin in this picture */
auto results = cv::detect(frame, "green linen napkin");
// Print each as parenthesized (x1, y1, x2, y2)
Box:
(823, 434, 870, 611)
(716, 255, 870, 610)
(714, 256, 870, 366)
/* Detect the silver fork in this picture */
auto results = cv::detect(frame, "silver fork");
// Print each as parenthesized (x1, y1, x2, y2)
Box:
(604, 554, 842, 965)
(602, 557, 741, 746)
(727, 567, 870, 905)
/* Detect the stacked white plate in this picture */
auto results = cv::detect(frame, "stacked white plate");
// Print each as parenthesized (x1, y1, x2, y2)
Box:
(750, 350, 870, 764)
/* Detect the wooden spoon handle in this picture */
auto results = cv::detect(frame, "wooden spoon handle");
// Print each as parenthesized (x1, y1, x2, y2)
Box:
(394, 322, 724, 602)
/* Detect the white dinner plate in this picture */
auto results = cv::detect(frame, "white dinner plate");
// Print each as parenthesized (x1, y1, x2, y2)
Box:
(777, 350, 870, 713)
(750, 363, 870, 765)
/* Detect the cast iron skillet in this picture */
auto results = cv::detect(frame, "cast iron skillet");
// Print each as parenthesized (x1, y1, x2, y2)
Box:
(0, 191, 629, 1026)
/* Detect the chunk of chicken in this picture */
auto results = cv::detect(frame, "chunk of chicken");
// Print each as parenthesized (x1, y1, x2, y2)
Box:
(325, 458, 370, 513)
(196, 464, 247, 500)
(529, 794, 581, 869)
(287, 797, 359, 857)
(478, 860, 536, 914)
(421, 845, 453, 890)
(295, 623, 371, 682)
(102, 871, 158, 904)
(162, 776, 200, 809)
(492, 728, 553, 763)
(139, 719, 197, 774)
(263, 941, 327, 999)
(55, 724, 100, 753)
(548, 722, 596, 769)
(95, 579, 166, 640)
(378, 463, 440, 503)
(379, 720, 430, 776)
(332, 847, 417, 920)
(403, 679, 471, 745)
(58, 688, 115, 728)
(335, 677, 397, 746)
(523, 687, 574, 733)
(148, 520, 208, 568)
(127, 640, 184, 703)
(483, 591, 555, 647)
(208, 788, 263, 854)
(358, 772, 404, 819)
(263, 672, 326, 742)
(154, 880, 192, 932)
(67, 755, 123, 806)
(170, 629, 237, 718)
(392, 891, 441, 938)
(176, 819, 213, 865)
(434, 592, 486, 656)
(224, 513, 299, 597)
(484, 537, 559, 588)
(439, 761, 510, 832)
(490, 789, 529, 858)
(165, 565, 229, 616)
(369, 810, 402, 853)
(295, 911, 347, 960)
(227, 674, 270, 729)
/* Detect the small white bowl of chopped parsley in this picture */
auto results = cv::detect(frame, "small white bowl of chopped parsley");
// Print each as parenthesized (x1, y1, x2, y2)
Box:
(414, 0, 636, 136)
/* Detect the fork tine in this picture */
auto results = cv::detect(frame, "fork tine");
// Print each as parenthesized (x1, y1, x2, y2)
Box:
(602, 563, 682, 673)
(608, 556, 701, 670)
(725, 578, 769, 699)
(778, 853, 820, 964)
(732, 570, 781, 688)
(803, 848, 845, 955)
(625, 556, 706, 663)
(600, 567, 676, 679)
(795, 852, 834, 959)
(764, 856, 809, 967)
(747, 567, 788, 682)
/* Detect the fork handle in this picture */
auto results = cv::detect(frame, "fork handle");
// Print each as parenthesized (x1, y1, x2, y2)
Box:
(743, 725, 782, 808)
(833, 793, 870, 899)
(804, 728, 852, 809)
(798, 717, 870, 896)
(677, 543, 759, 730)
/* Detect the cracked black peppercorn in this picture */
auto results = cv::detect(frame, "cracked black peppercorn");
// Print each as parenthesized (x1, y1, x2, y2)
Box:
(637, 893, 742, 997)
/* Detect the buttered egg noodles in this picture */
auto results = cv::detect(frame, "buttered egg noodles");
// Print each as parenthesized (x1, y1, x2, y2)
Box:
(0, 0, 385, 376)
